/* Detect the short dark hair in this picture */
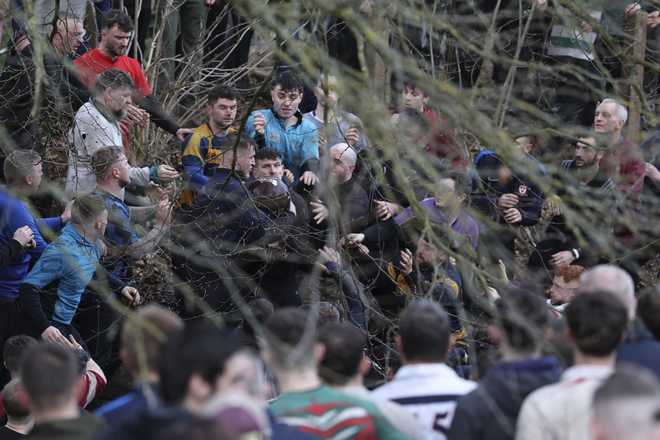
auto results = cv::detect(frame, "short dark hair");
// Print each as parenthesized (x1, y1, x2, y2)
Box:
(20, 343, 80, 412)
(496, 286, 550, 353)
(121, 305, 183, 375)
(265, 307, 317, 367)
(92, 146, 124, 180)
(402, 79, 426, 96)
(3, 150, 41, 186)
(2, 380, 30, 420)
(254, 148, 282, 163)
(158, 320, 242, 405)
(3, 335, 37, 376)
(220, 135, 256, 155)
(318, 322, 366, 386)
(101, 9, 134, 32)
(565, 291, 628, 357)
(71, 194, 106, 226)
(638, 286, 660, 341)
(208, 86, 239, 105)
(399, 300, 451, 362)
(594, 365, 660, 405)
(271, 70, 304, 93)
(94, 68, 133, 96)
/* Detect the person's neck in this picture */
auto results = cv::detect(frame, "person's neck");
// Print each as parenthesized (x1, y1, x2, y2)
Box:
(32, 402, 79, 424)
(97, 43, 117, 61)
(573, 351, 615, 368)
(208, 120, 229, 136)
(336, 375, 364, 389)
(73, 223, 99, 243)
(5, 418, 32, 435)
(276, 111, 298, 128)
(275, 367, 322, 393)
(575, 163, 600, 184)
(97, 181, 124, 200)
(7, 185, 32, 198)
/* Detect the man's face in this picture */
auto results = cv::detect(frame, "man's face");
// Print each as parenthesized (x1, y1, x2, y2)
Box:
(95, 210, 109, 236)
(101, 25, 131, 58)
(112, 154, 131, 187)
(29, 162, 43, 190)
(515, 136, 534, 154)
(207, 98, 237, 130)
(594, 103, 623, 134)
(549, 275, 580, 305)
(236, 145, 256, 177)
(315, 79, 338, 108)
(435, 178, 461, 210)
(58, 20, 85, 54)
(105, 86, 132, 118)
(271, 86, 302, 119)
(253, 158, 284, 179)
(402, 86, 426, 112)
(329, 148, 353, 182)
(416, 239, 444, 266)
(574, 137, 599, 168)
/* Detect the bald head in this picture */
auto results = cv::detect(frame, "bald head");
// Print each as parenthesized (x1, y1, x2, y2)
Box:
(580, 265, 636, 320)
(329, 143, 357, 182)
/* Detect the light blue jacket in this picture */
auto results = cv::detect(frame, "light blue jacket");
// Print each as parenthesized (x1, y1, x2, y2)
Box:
(245, 109, 319, 178)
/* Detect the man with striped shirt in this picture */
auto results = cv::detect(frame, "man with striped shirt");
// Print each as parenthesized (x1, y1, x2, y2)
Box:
(373, 300, 476, 439)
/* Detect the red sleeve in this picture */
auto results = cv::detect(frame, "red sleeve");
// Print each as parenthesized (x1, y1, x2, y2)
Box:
(77, 370, 107, 408)
(73, 55, 97, 91)
(127, 59, 152, 97)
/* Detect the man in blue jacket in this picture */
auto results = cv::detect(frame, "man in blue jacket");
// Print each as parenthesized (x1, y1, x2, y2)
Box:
(0, 150, 70, 373)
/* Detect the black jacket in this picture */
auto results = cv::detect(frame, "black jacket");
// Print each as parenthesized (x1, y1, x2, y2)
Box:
(0, 239, 25, 267)
(448, 356, 562, 440)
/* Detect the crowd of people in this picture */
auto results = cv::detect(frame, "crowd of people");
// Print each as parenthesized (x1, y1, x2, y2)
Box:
(0, 1, 659, 439)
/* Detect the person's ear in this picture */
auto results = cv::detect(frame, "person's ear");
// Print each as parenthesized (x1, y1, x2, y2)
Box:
(314, 342, 326, 365)
(188, 373, 213, 403)
(358, 355, 371, 377)
(395, 335, 406, 363)
(596, 151, 605, 162)
(487, 324, 502, 345)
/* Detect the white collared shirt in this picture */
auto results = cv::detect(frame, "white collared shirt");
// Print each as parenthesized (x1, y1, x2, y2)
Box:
(373, 363, 476, 440)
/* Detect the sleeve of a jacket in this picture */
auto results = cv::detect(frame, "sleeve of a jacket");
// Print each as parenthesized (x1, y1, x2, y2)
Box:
(19, 282, 52, 335)
(128, 166, 151, 187)
(137, 95, 179, 135)
(514, 395, 546, 440)
(519, 186, 544, 226)
(0, 239, 24, 266)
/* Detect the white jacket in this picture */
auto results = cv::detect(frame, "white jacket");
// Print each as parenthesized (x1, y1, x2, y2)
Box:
(67, 100, 150, 198)
(373, 363, 476, 440)
(515, 364, 613, 440)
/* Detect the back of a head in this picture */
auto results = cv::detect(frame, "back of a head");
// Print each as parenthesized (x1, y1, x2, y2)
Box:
(92, 146, 123, 181)
(330, 143, 357, 167)
(20, 343, 80, 412)
(580, 265, 636, 320)
(318, 322, 366, 386)
(94, 68, 134, 96)
(398, 300, 451, 363)
(3, 335, 37, 377)
(220, 136, 255, 163)
(592, 365, 660, 440)
(102, 9, 134, 32)
(496, 286, 550, 354)
(121, 305, 184, 377)
(3, 150, 41, 187)
(71, 194, 106, 226)
(264, 307, 317, 369)
(565, 291, 628, 357)
(159, 320, 242, 406)
(2, 379, 30, 422)
(638, 285, 660, 341)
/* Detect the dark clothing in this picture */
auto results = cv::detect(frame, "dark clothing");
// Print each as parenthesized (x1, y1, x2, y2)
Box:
(0, 240, 24, 267)
(96, 407, 193, 440)
(617, 320, 660, 381)
(0, 426, 23, 439)
(319, 177, 372, 235)
(0, 47, 89, 151)
(530, 160, 616, 271)
(448, 357, 562, 440)
(95, 383, 161, 428)
(27, 412, 106, 440)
